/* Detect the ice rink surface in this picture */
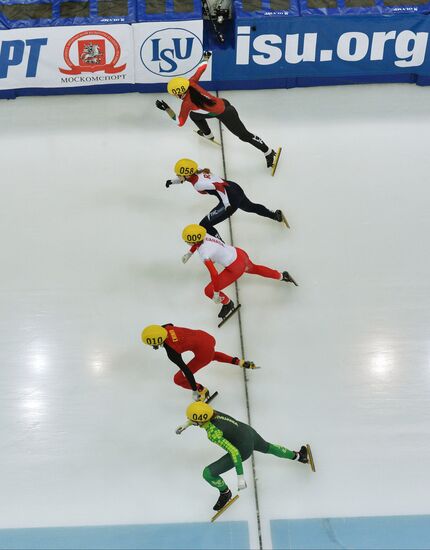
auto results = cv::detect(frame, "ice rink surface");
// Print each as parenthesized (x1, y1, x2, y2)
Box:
(1, 83, 430, 549)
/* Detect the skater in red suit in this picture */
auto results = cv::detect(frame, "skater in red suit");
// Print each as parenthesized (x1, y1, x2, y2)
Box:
(141, 323, 257, 400)
(154, 51, 279, 170)
(181, 224, 298, 322)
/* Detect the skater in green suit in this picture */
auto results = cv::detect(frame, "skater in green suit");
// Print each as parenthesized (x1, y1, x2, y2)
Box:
(182, 401, 314, 511)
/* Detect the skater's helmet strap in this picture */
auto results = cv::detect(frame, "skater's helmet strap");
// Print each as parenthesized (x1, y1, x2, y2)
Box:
(182, 224, 206, 244)
(167, 77, 189, 96)
(141, 325, 168, 347)
(187, 401, 214, 423)
(175, 158, 198, 177)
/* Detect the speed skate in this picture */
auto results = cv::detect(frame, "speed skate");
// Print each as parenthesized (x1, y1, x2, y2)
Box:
(271, 147, 282, 176)
(211, 495, 240, 522)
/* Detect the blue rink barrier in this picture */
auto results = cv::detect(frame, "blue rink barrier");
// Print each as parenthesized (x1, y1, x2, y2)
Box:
(0, 521, 250, 550)
(271, 515, 430, 550)
(210, 14, 430, 82)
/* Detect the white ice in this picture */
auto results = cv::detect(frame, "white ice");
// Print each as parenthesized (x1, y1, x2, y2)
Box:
(0, 84, 430, 548)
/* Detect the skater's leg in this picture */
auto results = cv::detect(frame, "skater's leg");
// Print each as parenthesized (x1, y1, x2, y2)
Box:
(204, 256, 246, 303)
(213, 351, 236, 363)
(173, 338, 215, 388)
(199, 202, 235, 236)
(190, 111, 213, 136)
(218, 104, 270, 154)
(239, 195, 277, 220)
(239, 248, 281, 280)
(204, 281, 230, 304)
(203, 454, 234, 491)
(252, 429, 296, 460)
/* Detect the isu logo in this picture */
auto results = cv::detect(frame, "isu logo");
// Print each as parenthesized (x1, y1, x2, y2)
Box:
(60, 30, 126, 75)
(140, 27, 203, 76)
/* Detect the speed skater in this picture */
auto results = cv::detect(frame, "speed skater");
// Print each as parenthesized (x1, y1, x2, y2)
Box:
(166, 159, 289, 235)
(183, 401, 314, 511)
(181, 224, 298, 320)
(141, 324, 257, 400)
(155, 51, 279, 170)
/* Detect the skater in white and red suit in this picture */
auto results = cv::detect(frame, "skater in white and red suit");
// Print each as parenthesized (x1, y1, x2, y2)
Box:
(181, 224, 298, 321)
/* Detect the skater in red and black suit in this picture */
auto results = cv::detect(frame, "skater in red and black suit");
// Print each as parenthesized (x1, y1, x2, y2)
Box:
(181, 224, 298, 322)
(155, 51, 278, 170)
(141, 323, 257, 400)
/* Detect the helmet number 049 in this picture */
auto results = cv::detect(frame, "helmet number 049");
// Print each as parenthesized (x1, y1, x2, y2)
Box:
(193, 413, 209, 421)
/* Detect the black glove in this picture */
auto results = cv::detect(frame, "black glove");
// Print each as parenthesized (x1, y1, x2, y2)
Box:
(203, 50, 212, 61)
(156, 99, 169, 111)
(166, 179, 173, 188)
(225, 205, 233, 216)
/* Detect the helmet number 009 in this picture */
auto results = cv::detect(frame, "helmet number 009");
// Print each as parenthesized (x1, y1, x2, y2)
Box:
(192, 413, 208, 421)
(146, 336, 163, 345)
(187, 233, 201, 242)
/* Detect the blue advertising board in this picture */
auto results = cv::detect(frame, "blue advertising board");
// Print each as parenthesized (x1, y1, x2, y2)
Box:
(211, 14, 430, 81)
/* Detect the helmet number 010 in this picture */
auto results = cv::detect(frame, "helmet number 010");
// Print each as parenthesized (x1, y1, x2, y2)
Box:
(146, 336, 164, 345)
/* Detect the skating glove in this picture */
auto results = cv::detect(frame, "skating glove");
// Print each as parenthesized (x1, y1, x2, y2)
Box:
(193, 386, 209, 401)
(175, 421, 192, 434)
(202, 50, 212, 61)
(165, 180, 173, 188)
(182, 252, 192, 264)
(237, 475, 247, 491)
(156, 99, 169, 111)
(212, 291, 222, 304)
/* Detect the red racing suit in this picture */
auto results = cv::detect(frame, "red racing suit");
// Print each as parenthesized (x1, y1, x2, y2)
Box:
(162, 324, 238, 389)
(177, 62, 225, 127)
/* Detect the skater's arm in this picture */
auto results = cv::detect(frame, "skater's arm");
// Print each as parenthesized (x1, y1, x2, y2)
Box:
(194, 179, 231, 209)
(204, 259, 220, 291)
(166, 177, 183, 187)
(178, 101, 192, 127)
(190, 61, 208, 83)
(164, 344, 198, 391)
(155, 100, 177, 122)
(204, 423, 244, 475)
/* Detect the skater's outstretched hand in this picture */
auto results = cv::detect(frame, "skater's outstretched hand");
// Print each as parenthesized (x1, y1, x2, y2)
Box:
(237, 475, 247, 491)
(166, 179, 173, 188)
(156, 99, 169, 111)
(182, 252, 192, 264)
(203, 50, 212, 61)
(212, 291, 222, 304)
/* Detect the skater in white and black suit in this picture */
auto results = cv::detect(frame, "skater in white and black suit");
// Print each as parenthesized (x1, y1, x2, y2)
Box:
(166, 159, 288, 238)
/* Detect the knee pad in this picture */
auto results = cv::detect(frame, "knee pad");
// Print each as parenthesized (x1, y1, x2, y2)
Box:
(203, 466, 213, 482)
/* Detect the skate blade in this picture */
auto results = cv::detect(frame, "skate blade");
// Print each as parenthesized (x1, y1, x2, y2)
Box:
(205, 391, 218, 404)
(211, 494, 239, 522)
(282, 212, 290, 229)
(289, 275, 298, 287)
(194, 130, 221, 146)
(306, 444, 316, 472)
(271, 147, 282, 176)
(218, 304, 241, 328)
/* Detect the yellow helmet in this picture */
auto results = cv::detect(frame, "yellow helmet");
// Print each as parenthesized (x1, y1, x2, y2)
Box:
(167, 77, 189, 96)
(186, 401, 214, 423)
(182, 224, 207, 244)
(174, 158, 198, 177)
(141, 325, 168, 347)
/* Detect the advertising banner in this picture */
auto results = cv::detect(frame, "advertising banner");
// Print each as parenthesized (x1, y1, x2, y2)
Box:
(0, 24, 133, 90)
(212, 15, 430, 80)
(133, 19, 210, 84)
